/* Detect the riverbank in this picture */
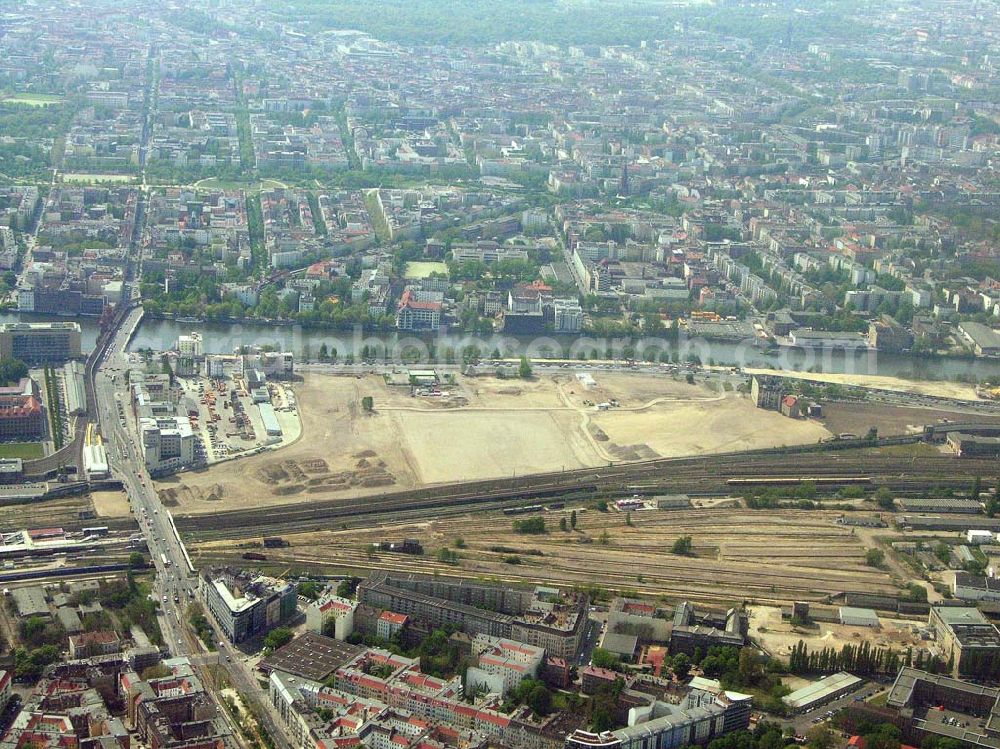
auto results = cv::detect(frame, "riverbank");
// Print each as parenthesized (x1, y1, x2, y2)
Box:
(0, 308, 995, 384)
(742, 368, 982, 401)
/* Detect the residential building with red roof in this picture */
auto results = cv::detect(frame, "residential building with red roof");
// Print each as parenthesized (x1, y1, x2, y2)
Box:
(67, 631, 122, 660)
(377, 612, 409, 641)
(466, 635, 544, 697)
(395, 290, 442, 331)
(306, 594, 357, 640)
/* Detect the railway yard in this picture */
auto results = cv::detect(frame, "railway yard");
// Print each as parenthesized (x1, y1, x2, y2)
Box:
(43, 365, 1000, 614)
(0, 489, 143, 587)
(19, 365, 984, 610)
(186, 503, 901, 608)
(172, 443, 998, 540)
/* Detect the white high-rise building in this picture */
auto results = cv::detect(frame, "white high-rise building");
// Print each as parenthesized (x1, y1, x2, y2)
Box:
(176, 332, 204, 358)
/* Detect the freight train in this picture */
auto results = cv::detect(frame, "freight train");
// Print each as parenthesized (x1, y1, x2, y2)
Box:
(725, 476, 874, 487)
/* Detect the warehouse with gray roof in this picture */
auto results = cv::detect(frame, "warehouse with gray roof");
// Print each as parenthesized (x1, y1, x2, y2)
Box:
(839, 607, 880, 628)
(897, 498, 983, 514)
(11, 586, 48, 617)
(782, 672, 864, 713)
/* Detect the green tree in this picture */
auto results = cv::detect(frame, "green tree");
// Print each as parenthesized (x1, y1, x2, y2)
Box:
(19, 617, 46, 644)
(128, 552, 146, 568)
(864, 724, 901, 749)
(807, 724, 834, 749)
(671, 535, 693, 555)
(436, 547, 460, 564)
(526, 683, 553, 716)
(672, 652, 692, 680)
(570, 510, 578, 529)
(513, 517, 546, 534)
(591, 648, 621, 671)
(866, 548, 886, 567)
(337, 577, 361, 598)
(519, 355, 533, 379)
(0, 358, 28, 386)
(737, 648, 764, 686)
(361, 396, 374, 412)
(263, 627, 293, 651)
(934, 542, 952, 564)
(874, 487, 894, 510)
(298, 581, 322, 600)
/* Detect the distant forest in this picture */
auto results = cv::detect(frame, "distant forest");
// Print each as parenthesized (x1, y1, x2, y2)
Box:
(283, 0, 864, 47)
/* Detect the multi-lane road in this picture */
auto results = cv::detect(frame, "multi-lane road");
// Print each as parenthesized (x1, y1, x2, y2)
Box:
(92, 304, 294, 749)
(71, 52, 296, 744)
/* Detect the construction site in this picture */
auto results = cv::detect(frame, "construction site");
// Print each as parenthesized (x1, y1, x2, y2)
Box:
(156, 370, 830, 514)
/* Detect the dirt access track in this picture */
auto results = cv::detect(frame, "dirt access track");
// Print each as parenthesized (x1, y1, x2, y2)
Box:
(161, 370, 830, 515)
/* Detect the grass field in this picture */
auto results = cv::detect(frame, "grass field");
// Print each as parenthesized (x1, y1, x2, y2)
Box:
(61, 173, 137, 184)
(2, 93, 63, 107)
(405, 261, 449, 279)
(0, 442, 44, 459)
(190, 178, 287, 193)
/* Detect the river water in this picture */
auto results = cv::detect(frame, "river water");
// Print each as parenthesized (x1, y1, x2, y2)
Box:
(127, 317, 998, 382)
(4, 312, 993, 381)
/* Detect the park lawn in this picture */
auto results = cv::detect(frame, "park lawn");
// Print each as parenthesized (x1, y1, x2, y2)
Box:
(188, 178, 287, 194)
(404, 261, 449, 279)
(0, 442, 44, 459)
(2, 93, 63, 107)
(61, 173, 137, 184)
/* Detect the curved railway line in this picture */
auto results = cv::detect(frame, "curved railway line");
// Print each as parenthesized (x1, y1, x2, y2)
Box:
(175, 446, 993, 540)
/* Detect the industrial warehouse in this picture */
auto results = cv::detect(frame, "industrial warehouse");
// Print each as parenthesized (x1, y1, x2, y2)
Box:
(782, 672, 864, 713)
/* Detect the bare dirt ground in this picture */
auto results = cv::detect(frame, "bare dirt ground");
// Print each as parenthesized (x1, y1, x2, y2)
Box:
(91, 490, 130, 518)
(819, 402, 1000, 438)
(191, 504, 903, 608)
(750, 605, 924, 659)
(159, 374, 407, 513)
(593, 399, 828, 458)
(745, 368, 980, 401)
(163, 371, 833, 515)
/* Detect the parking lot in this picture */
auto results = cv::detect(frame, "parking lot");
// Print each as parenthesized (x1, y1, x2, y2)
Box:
(917, 704, 989, 734)
(784, 683, 889, 736)
(176, 376, 300, 465)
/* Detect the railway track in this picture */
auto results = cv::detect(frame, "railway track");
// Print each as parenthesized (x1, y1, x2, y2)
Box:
(175, 446, 995, 540)
(197, 541, 898, 608)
